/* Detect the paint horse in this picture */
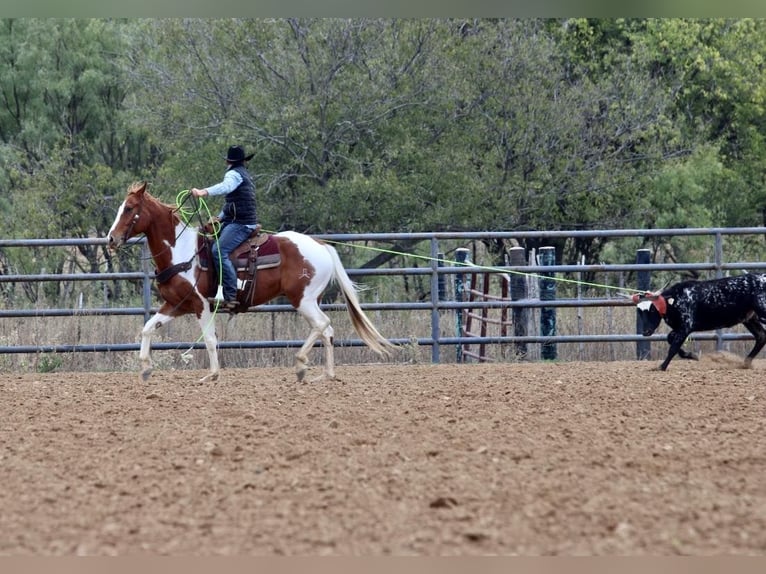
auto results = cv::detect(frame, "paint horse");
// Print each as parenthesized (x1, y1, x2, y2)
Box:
(107, 182, 394, 382)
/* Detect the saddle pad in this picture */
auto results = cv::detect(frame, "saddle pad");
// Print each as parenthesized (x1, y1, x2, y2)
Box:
(255, 234, 280, 258)
(199, 234, 280, 270)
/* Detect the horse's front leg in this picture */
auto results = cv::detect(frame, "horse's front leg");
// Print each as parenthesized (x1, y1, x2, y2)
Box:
(197, 307, 220, 382)
(139, 311, 175, 382)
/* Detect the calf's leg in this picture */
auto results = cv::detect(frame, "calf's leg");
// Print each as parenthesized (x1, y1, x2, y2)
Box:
(676, 347, 699, 361)
(659, 330, 690, 371)
(741, 316, 766, 368)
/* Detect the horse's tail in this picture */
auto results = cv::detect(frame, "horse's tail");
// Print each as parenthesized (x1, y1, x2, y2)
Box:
(325, 244, 395, 358)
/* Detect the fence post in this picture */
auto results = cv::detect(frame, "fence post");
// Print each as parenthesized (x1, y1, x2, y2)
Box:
(714, 232, 725, 351)
(430, 238, 441, 364)
(454, 248, 470, 362)
(635, 248, 651, 360)
(539, 246, 557, 360)
(509, 246, 528, 359)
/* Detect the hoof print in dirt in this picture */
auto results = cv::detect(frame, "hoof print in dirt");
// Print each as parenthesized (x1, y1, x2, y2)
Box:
(464, 532, 490, 543)
(429, 496, 458, 509)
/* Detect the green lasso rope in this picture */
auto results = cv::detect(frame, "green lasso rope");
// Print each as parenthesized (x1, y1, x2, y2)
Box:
(174, 189, 228, 362)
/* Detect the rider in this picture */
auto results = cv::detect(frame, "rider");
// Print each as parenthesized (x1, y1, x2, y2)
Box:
(191, 145, 258, 309)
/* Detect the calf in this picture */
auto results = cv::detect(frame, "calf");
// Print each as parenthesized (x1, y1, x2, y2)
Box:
(633, 273, 766, 371)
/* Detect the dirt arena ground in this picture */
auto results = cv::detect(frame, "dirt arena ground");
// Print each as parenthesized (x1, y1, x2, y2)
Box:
(0, 356, 764, 556)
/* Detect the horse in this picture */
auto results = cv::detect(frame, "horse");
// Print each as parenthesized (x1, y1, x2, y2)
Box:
(107, 181, 394, 383)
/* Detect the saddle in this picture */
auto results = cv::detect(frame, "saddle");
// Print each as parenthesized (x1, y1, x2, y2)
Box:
(197, 223, 280, 271)
(198, 223, 281, 311)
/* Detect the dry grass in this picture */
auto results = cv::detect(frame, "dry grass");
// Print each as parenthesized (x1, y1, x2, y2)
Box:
(0, 300, 758, 374)
(3, 229, 764, 373)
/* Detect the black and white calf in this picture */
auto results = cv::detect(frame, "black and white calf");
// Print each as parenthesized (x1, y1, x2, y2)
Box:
(633, 273, 766, 371)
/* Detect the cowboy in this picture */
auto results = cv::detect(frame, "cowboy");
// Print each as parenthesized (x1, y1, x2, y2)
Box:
(191, 145, 258, 308)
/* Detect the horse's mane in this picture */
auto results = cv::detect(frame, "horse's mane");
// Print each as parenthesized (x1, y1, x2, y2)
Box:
(127, 182, 177, 211)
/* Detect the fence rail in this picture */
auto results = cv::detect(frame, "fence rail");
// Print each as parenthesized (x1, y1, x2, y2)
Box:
(1, 227, 765, 366)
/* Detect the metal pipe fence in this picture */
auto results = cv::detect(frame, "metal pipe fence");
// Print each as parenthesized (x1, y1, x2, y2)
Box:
(1, 227, 765, 365)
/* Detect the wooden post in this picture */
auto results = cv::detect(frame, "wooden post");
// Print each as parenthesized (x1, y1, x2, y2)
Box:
(636, 248, 651, 360)
(509, 246, 528, 359)
(479, 273, 490, 360)
(539, 246, 557, 360)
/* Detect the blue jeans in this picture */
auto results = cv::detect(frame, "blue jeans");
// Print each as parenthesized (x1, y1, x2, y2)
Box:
(211, 222, 254, 300)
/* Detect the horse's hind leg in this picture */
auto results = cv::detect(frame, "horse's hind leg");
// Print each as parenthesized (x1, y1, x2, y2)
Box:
(138, 311, 175, 381)
(319, 324, 335, 382)
(294, 300, 334, 383)
(305, 323, 335, 384)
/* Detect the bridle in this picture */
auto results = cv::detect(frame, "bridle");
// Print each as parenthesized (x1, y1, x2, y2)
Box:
(120, 191, 147, 246)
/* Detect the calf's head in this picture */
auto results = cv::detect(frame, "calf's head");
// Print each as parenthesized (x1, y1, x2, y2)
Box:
(632, 292, 667, 336)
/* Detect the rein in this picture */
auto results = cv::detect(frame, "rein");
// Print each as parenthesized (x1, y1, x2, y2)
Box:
(151, 192, 209, 285)
(154, 259, 193, 284)
(120, 188, 225, 316)
(133, 190, 202, 265)
(149, 191, 221, 314)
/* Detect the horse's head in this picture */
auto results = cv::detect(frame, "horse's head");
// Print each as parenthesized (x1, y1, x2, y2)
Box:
(107, 181, 150, 250)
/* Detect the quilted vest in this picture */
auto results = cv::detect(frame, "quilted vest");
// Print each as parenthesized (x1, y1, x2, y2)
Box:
(221, 165, 257, 225)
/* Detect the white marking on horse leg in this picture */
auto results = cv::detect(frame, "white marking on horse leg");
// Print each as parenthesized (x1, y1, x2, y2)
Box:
(197, 307, 220, 382)
(294, 324, 329, 383)
(295, 329, 320, 383)
(296, 300, 333, 383)
(312, 324, 335, 383)
(139, 312, 174, 381)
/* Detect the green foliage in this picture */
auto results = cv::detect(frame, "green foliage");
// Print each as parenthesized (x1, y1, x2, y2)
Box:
(37, 353, 62, 373)
(645, 143, 732, 229)
(638, 19, 766, 226)
(0, 19, 151, 305)
(2, 17, 766, 303)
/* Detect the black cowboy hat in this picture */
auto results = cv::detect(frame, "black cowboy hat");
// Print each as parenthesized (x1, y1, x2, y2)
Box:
(223, 145, 255, 163)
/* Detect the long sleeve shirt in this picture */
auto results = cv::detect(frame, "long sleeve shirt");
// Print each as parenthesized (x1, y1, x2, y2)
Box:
(205, 169, 243, 197)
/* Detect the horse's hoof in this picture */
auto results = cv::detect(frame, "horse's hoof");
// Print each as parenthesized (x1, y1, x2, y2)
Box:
(140, 368, 153, 381)
(200, 372, 220, 382)
(296, 368, 306, 383)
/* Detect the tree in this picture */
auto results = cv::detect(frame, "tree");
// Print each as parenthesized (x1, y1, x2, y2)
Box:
(0, 19, 152, 304)
(643, 18, 766, 227)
